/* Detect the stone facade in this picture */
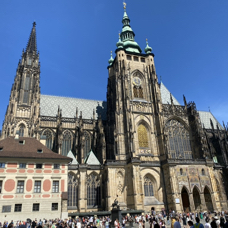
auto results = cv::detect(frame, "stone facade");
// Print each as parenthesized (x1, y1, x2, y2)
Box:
(1, 8, 228, 216)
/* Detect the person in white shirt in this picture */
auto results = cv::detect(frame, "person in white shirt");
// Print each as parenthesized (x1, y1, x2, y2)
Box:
(205, 218, 211, 228)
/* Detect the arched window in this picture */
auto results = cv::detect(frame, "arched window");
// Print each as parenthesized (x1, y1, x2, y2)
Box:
(84, 131, 91, 157)
(68, 173, 78, 208)
(165, 119, 192, 159)
(144, 176, 154, 196)
(62, 131, 72, 156)
(19, 124, 25, 137)
(23, 76, 30, 104)
(44, 130, 53, 150)
(87, 174, 101, 207)
(180, 168, 183, 175)
(202, 169, 205, 175)
(138, 124, 149, 148)
(133, 86, 144, 99)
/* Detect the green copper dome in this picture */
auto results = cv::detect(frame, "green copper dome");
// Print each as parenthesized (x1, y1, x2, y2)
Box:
(116, 33, 123, 49)
(145, 39, 152, 54)
(118, 5, 142, 54)
(108, 51, 114, 66)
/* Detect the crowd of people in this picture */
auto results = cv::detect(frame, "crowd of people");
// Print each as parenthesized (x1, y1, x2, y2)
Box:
(1, 211, 228, 228)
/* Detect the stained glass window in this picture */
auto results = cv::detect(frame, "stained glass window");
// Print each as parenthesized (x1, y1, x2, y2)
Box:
(138, 124, 149, 148)
(19, 124, 25, 137)
(87, 174, 101, 207)
(84, 131, 91, 157)
(62, 131, 71, 156)
(44, 130, 53, 150)
(68, 173, 78, 207)
(144, 176, 154, 196)
(165, 119, 192, 159)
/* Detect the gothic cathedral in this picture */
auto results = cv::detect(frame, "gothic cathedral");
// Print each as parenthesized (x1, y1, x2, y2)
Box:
(2, 6, 228, 214)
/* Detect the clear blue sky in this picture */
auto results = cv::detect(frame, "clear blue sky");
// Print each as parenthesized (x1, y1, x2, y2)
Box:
(0, 0, 228, 128)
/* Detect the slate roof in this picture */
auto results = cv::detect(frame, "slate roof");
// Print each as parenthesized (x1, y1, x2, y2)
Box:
(84, 150, 100, 165)
(198, 111, 223, 130)
(40, 95, 107, 120)
(40, 83, 222, 130)
(67, 150, 79, 165)
(160, 82, 180, 105)
(0, 136, 72, 161)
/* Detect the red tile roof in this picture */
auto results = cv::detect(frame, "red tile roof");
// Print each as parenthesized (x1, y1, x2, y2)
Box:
(0, 137, 72, 162)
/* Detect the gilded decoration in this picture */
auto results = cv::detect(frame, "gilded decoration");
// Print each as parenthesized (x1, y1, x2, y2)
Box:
(138, 124, 149, 148)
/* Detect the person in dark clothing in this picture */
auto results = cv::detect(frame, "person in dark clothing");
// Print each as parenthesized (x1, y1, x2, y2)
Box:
(183, 216, 187, 226)
(220, 216, 225, 228)
(211, 217, 217, 228)
(32, 221, 36, 228)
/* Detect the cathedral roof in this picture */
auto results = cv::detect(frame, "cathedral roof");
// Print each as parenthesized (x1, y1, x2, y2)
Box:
(40, 83, 222, 130)
(40, 94, 107, 120)
(67, 150, 79, 165)
(198, 111, 223, 130)
(160, 82, 180, 105)
(84, 150, 100, 165)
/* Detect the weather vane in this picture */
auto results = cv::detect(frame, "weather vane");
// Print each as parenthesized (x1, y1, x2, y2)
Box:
(123, 1, 126, 10)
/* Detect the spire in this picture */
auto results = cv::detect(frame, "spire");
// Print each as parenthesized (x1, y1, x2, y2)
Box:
(145, 39, 152, 54)
(26, 22, 37, 53)
(119, 2, 142, 53)
(108, 51, 114, 65)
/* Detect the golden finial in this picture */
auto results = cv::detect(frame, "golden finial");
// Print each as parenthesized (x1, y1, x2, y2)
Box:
(123, 1, 127, 10)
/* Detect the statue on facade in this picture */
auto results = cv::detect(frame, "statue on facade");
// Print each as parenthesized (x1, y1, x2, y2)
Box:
(112, 195, 119, 209)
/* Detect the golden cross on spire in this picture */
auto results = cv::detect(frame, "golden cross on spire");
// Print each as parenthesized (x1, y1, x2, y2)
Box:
(123, 1, 127, 10)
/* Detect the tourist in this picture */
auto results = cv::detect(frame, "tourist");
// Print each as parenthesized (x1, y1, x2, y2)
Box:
(173, 217, 181, 228)
(114, 219, 119, 228)
(188, 221, 194, 228)
(205, 218, 211, 228)
(194, 217, 204, 228)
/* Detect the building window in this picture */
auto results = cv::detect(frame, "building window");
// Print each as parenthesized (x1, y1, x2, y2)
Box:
(36, 164, 42, 169)
(127, 55, 131, 60)
(134, 56, 139, 61)
(84, 131, 91, 157)
(180, 168, 183, 175)
(144, 176, 154, 197)
(19, 163, 26, 168)
(141, 58, 145, 62)
(87, 174, 101, 207)
(14, 204, 22, 212)
(19, 124, 25, 137)
(165, 119, 192, 159)
(54, 164, 60, 169)
(52, 203, 58, 211)
(2, 205, 11, 213)
(16, 181, 24, 193)
(0, 181, 2, 193)
(23, 76, 30, 104)
(62, 131, 72, 156)
(138, 124, 149, 148)
(0, 163, 5, 168)
(52, 181, 59, 193)
(202, 169, 205, 175)
(68, 173, 78, 207)
(133, 86, 143, 99)
(44, 130, 53, 150)
(27, 58, 32, 66)
(34, 181, 41, 193)
(32, 203, 39, 211)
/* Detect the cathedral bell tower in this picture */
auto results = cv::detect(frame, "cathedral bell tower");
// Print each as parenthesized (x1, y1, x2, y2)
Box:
(2, 22, 40, 138)
(106, 3, 164, 161)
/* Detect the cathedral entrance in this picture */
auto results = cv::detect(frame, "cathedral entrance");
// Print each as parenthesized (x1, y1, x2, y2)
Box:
(204, 187, 214, 212)
(193, 187, 201, 210)
(181, 187, 190, 212)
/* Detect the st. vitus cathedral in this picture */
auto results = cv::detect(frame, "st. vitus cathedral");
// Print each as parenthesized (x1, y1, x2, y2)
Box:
(2, 4, 228, 214)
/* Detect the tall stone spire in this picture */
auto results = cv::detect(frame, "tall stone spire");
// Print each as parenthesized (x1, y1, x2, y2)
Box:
(119, 2, 142, 53)
(26, 22, 37, 53)
(2, 22, 40, 139)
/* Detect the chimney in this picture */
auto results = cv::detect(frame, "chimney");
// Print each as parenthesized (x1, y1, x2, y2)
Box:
(15, 130, 19, 140)
(40, 135, 46, 146)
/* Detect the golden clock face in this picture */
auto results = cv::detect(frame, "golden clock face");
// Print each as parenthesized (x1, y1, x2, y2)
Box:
(133, 77, 141, 86)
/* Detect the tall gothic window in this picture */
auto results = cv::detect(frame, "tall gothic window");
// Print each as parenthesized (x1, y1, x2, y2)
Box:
(138, 124, 149, 148)
(133, 86, 144, 99)
(87, 174, 101, 207)
(44, 130, 53, 150)
(23, 76, 30, 104)
(144, 176, 154, 197)
(19, 124, 25, 137)
(62, 131, 72, 156)
(68, 173, 78, 208)
(84, 131, 91, 157)
(165, 119, 192, 159)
